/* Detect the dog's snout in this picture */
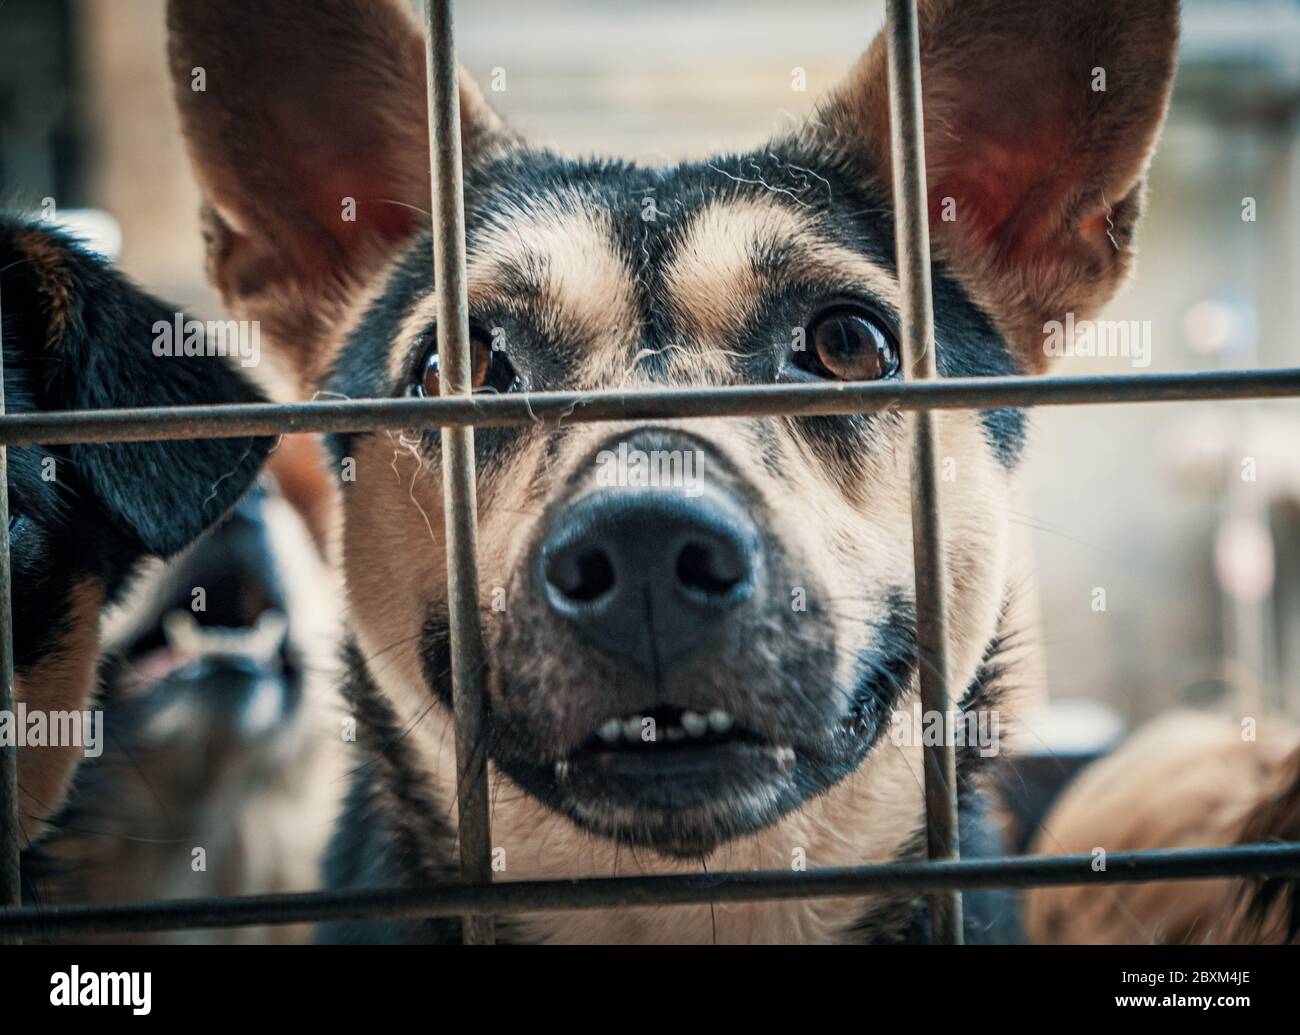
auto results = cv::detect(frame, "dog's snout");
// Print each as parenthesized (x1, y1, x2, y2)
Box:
(540, 488, 762, 671)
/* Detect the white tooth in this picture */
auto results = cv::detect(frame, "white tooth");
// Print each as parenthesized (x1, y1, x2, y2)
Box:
(623, 717, 644, 741)
(598, 719, 622, 745)
(682, 711, 708, 737)
(666, 726, 686, 742)
(555, 760, 570, 780)
(775, 746, 796, 771)
(707, 709, 734, 734)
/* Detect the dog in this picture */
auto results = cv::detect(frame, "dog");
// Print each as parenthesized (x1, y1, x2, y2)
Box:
(165, 0, 1180, 943)
(1, 215, 272, 863)
(24, 479, 342, 943)
(1024, 711, 1300, 945)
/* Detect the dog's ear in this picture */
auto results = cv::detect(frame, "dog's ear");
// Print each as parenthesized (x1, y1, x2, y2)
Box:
(166, 0, 507, 384)
(815, 0, 1179, 371)
(1, 219, 271, 558)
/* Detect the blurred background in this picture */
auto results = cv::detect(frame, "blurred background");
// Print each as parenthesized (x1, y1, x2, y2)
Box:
(2, 0, 1297, 737)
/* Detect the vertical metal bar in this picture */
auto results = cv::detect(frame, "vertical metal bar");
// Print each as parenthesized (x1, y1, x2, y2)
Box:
(883, 0, 962, 944)
(425, 0, 494, 946)
(0, 276, 22, 943)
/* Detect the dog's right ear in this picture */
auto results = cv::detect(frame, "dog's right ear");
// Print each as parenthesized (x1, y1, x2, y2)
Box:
(167, 0, 508, 384)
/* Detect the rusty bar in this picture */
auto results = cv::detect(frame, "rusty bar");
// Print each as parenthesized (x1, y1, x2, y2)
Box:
(2, 843, 1297, 939)
(0, 276, 21, 943)
(426, 0, 494, 946)
(0, 368, 1296, 448)
(884, 0, 962, 943)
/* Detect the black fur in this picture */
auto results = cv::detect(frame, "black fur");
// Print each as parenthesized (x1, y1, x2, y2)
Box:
(319, 641, 465, 945)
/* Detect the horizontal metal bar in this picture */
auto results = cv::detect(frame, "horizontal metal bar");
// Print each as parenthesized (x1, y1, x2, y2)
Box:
(0, 368, 1296, 448)
(1, 844, 1296, 939)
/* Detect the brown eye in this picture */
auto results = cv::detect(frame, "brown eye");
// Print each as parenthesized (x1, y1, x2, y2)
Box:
(413, 328, 520, 397)
(800, 306, 898, 381)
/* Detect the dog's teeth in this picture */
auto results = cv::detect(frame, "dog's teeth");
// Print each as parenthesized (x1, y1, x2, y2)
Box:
(598, 719, 622, 745)
(774, 746, 796, 772)
(682, 711, 708, 737)
(666, 726, 686, 742)
(555, 759, 570, 780)
(707, 709, 734, 734)
(623, 716, 644, 741)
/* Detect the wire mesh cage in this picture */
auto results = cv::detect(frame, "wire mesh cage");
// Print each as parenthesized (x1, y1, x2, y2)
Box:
(2, 0, 1299, 947)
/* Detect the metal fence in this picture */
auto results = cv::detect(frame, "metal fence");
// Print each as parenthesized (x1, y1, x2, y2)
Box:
(2, 0, 1300, 946)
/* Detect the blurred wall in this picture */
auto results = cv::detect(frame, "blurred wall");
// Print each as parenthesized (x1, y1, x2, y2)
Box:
(80, 0, 212, 307)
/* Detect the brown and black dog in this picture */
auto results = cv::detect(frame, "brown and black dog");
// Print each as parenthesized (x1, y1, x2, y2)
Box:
(0, 216, 270, 860)
(1026, 712, 1300, 945)
(26, 479, 342, 943)
(164, 0, 1181, 943)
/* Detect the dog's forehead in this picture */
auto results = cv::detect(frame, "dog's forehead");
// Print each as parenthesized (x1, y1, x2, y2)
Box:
(464, 149, 839, 340)
(365, 146, 905, 385)
(336, 144, 1025, 466)
(463, 146, 889, 309)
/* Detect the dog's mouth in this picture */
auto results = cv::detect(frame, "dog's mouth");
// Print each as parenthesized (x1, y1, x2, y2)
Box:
(565, 704, 793, 773)
(559, 705, 799, 808)
(438, 591, 915, 858)
(492, 702, 819, 858)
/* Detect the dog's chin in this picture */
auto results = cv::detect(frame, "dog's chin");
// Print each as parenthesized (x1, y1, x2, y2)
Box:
(501, 748, 799, 858)
(493, 704, 870, 859)
(563, 738, 800, 857)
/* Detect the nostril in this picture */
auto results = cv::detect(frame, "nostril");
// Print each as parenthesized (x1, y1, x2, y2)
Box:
(538, 484, 764, 669)
(676, 539, 747, 599)
(546, 546, 616, 603)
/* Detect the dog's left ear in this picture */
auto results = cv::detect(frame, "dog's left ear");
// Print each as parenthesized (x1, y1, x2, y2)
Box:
(815, 0, 1179, 371)
(1, 220, 272, 558)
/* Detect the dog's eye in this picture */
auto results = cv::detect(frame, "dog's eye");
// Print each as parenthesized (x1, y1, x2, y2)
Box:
(798, 306, 898, 382)
(410, 327, 521, 397)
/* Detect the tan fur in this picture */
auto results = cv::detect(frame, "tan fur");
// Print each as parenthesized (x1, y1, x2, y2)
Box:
(386, 201, 642, 389)
(14, 580, 102, 844)
(474, 201, 641, 375)
(267, 435, 333, 554)
(14, 229, 76, 349)
(663, 200, 904, 383)
(663, 201, 806, 366)
(1219, 744, 1300, 943)
(1024, 713, 1300, 944)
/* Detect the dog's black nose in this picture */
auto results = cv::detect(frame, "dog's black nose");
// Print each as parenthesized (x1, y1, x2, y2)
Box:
(540, 488, 761, 671)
